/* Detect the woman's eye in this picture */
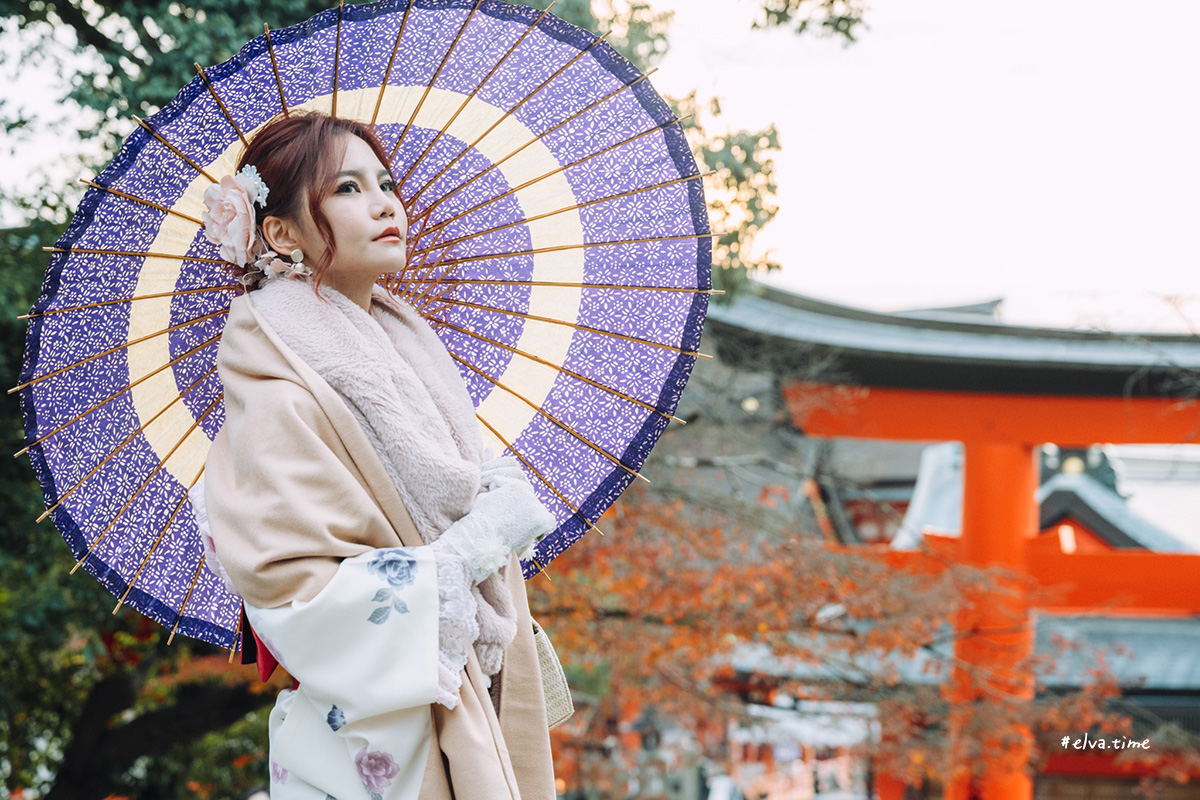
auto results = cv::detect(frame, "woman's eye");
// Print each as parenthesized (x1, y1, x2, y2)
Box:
(336, 181, 359, 194)
(380, 179, 397, 193)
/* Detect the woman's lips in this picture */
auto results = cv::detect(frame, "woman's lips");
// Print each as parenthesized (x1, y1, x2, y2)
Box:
(374, 227, 403, 242)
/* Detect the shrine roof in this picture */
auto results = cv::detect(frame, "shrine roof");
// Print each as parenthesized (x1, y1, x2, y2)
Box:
(1036, 615, 1200, 691)
(706, 286, 1200, 397)
(1037, 473, 1194, 553)
(732, 615, 1200, 691)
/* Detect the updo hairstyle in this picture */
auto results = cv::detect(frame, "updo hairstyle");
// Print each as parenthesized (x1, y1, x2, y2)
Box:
(236, 111, 403, 288)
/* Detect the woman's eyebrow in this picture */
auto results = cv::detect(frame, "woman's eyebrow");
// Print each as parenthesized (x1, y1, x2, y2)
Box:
(337, 169, 395, 180)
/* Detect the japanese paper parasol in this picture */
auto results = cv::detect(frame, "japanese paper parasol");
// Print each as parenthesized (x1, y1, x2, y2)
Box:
(15, 0, 713, 650)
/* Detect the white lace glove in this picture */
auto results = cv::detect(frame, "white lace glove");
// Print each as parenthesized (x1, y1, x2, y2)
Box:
(479, 454, 525, 491)
(430, 546, 478, 709)
(478, 454, 547, 561)
(433, 469, 556, 584)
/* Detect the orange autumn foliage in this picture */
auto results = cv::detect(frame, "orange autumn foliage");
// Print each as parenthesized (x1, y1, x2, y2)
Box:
(526, 389, 1126, 793)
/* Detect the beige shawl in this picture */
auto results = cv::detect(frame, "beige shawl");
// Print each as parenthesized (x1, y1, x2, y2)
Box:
(249, 279, 517, 676)
(204, 294, 555, 799)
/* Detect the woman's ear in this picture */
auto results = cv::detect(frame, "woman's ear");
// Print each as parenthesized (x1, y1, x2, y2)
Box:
(261, 215, 302, 255)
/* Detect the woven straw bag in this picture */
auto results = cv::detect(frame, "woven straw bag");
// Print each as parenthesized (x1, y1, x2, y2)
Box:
(532, 619, 574, 728)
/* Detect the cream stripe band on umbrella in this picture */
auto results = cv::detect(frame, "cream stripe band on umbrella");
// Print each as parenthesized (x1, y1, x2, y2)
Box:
(18, 0, 713, 648)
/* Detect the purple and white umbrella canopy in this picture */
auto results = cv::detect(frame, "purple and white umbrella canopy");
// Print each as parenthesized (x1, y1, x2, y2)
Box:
(17, 0, 712, 648)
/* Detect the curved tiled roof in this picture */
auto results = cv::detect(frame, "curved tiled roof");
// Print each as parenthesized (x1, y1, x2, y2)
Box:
(706, 286, 1200, 397)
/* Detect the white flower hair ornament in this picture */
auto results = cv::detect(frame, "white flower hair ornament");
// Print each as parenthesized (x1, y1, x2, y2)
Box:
(201, 165, 267, 266)
(253, 249, 312, 282)
(201, 165, 310, 287)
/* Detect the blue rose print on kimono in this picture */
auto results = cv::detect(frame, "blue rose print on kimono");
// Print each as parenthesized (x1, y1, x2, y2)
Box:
(366, 548, 418, 624)
(327, 704, 346, 731)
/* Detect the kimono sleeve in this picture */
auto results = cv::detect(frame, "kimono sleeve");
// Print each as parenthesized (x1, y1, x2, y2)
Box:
(247, 548, 440, 800)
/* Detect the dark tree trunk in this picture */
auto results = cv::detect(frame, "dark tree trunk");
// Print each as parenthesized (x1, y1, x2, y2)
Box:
(44, 676, 274, 800)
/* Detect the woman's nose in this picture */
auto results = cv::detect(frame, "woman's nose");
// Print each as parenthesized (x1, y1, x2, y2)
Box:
(374, 195, 396, 219)
(371, 185, 399, 217)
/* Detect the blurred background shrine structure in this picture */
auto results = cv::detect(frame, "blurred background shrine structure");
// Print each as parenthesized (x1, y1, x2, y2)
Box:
(705, 286, 1200, 800)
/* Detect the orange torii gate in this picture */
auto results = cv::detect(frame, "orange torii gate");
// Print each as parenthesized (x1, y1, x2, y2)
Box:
(784, 383, 1200, 800)
(705, 287, 1200, 800)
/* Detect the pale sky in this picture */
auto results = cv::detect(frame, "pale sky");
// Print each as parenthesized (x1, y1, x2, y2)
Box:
(649, 0, 1200, 332)
(4, 1, 1200, 331)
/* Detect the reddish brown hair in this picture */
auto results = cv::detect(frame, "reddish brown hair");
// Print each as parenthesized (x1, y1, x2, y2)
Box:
(236, 111, 400, 288)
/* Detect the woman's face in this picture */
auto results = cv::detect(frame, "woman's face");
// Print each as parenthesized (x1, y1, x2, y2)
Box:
(317, 135, 409, 280)
(268, 134, 408, 284)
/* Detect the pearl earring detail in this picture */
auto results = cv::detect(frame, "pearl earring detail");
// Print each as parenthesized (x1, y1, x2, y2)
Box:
(284, 248, 311, 280)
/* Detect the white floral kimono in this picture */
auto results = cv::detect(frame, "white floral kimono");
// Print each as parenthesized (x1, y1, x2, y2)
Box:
(204, 292, 556, 800)
(250, 548, 439, 800)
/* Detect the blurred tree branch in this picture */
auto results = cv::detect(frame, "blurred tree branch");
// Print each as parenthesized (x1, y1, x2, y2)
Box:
(753, 0, 869, 42)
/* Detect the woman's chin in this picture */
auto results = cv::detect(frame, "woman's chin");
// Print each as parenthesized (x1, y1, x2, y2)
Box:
(371, 253, 408, 274)
(331, 262, 402, 280)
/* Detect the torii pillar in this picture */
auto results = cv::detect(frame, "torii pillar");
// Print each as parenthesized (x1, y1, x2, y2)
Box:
(945, 441, 1038, 800)
(782, 382, 1200, 800)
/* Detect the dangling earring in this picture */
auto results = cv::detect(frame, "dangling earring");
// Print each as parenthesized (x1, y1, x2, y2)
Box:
(285, 248, 311, 280)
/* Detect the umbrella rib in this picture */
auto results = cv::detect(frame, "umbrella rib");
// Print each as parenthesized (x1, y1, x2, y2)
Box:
(15, 331, 222, 457)
(403, 231, 720, 272)
(410, 268, 456, 312)
(370, 1, 415, 128)
(43, 245, 234, 266)
(412, 271, 459, 315)
(80, 179, 205, 227)
(263, 24, 291, 117)
(436, 316, 684, 424)
(133, 116, 216, 183)
(410, 113, 690, 250)
(409, 278, 718, 297)
(473, 412, 604, 537)
(9, 307, 228, 394)
(389, 0, 485, 162)
(413, 167, 709, 256)
(194, 64, 249, 147)
(397, 1, 555, 189)
(229, 610, 242, 661)
(394, 227, 452, 305)
(447, 350, 649, 485)
(427, 295, 710, 359)
(73, 390, 221, 574)
(168, 557, 209, 644)
(113, 465, 205, 613)
(408, 30, 612, 208)
(331, 0, 344, 118)
(20, 285, 237, 320)
(43, 362, 219, 525)
(411, 68, 657, 229)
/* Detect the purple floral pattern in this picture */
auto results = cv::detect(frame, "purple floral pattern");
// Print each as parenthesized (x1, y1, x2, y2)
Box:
(270, 761, 288, 784)
(355, 746, 400, 799)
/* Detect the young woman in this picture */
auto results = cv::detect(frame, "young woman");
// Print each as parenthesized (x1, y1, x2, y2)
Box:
(196, 112, 558, 800)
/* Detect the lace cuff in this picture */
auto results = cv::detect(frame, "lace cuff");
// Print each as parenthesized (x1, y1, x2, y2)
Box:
(431, 542, 479, 709)
(439, 528, 510, 585)
(188, 479, 236, 593)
